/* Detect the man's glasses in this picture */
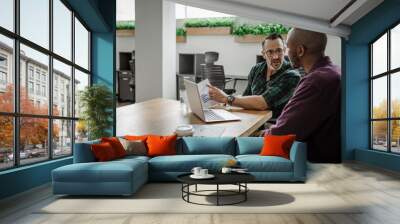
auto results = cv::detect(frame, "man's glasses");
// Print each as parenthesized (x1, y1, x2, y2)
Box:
(262, 48, 284, 57)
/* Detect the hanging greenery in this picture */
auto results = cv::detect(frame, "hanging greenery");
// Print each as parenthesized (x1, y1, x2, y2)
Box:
(176, 27, 187, 36)
(184, 18, 234, 28)
(117, 21, 135, 30)
(232, 23, 290, 36)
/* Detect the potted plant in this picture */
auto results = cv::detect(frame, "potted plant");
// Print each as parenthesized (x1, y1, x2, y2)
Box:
(79, 84, 113, 140)
(116, 20, 135, 37)
(233, 23, 290, 43)
(176, 27, 187, 43)
(184, 18, 234, 35)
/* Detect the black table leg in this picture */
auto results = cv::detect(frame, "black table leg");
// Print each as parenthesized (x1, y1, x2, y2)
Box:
(245, 183, 247, 201)
(217, 184, 220, 206)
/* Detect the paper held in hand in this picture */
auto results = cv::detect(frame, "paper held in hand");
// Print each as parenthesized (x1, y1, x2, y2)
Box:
(198, 79, 218, 109)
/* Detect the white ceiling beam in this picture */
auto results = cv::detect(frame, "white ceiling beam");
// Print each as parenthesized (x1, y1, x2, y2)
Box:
(330, 0, 368, 27)
(169, 0, 351, 38)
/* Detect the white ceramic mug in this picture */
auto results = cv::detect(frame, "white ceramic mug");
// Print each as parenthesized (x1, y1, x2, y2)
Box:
(200, 169, 208, 176)
(191, 167, 202, 176)
(221, 167, 232, 174)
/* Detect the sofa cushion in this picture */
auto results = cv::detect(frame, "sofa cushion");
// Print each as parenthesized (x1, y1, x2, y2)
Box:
(101, 137, 127, 158)
(119, 138, 148, 156)
(236, 137, 263, 155)
(149, 154, 235, 172)
(147, 135, 177, 157)
(53, 159, 147, 183)
(236, 155, 293, 172)
(91, 142, 118, 161)
(260, 134, 296, 159)
(180, 137, 235, 155)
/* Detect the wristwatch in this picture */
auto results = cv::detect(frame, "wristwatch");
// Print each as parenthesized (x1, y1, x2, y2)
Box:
(227, 95, 235, 105)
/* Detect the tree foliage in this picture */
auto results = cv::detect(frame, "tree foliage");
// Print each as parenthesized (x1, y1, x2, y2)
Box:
(372, 99, 400, 141)
(79, 84, 113, 140)
(0, 85, 60, 151)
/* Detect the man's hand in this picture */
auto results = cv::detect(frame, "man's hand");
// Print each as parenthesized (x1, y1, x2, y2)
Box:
(208, 84, 228, 104)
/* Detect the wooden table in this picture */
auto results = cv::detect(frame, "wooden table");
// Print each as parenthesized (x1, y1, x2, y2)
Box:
(116, 98, 271, 137)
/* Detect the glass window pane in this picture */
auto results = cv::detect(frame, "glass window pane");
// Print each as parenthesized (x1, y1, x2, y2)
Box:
(372, 77, 387, 119)
(53, 0, 72, 60)
(0, 0, 14, 31)
(20, 44, 49, 115)
(75, 120, 88, 143)
(20, 117, 49, 165)
(0, 35, 14, 113)
(372, 121, 388, 151)
(391, 120, 400, 153)
(391, 72, 400, 118)
(372, 33, 387, 76)
(75, 18, 89, 70)
(391, 24, 400, 70)
(53, 59, 72, 117)
(20, 0, 49, 49)
(0, 116, 14, 170)
(74, 69, 89, 118)
(53, 119, 72, 158)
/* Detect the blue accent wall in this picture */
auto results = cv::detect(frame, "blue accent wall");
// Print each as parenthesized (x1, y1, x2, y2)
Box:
(0, 158, 72, 199)
(344, 0, 400, 171)
(91, 0, 116, 136)
(0, 0, 116, 200)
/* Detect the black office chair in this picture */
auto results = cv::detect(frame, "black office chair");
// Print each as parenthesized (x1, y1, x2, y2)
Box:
(200, 51, 236, 95)
(201, 64, 236, 95)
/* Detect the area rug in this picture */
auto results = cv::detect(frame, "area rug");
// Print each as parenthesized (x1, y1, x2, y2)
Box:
(37, 183, 362, 214)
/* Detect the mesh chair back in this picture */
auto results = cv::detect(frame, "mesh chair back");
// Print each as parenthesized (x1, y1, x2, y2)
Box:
(201, 64, 226, 90)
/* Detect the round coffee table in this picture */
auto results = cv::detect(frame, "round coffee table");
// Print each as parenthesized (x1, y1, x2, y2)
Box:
(177, 173, 255, 206)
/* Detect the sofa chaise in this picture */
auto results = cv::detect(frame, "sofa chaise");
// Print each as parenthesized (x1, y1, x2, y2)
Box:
(52, 137, 307, 196)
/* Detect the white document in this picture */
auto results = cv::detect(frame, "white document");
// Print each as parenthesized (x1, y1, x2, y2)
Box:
(197, 79, 217, 109)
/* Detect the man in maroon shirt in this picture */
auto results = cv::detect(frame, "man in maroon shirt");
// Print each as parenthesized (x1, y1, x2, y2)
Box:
(266, 28, 341, 163)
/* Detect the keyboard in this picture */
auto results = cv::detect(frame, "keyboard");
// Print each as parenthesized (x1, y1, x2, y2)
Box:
(204, 110, 224, 121)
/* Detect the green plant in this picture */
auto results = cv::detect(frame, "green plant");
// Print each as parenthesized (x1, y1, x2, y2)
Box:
(176, 27, 186, 36)
(79, 84, 113, 140)
(116, 20, 135, 30)
(184, 18, 234, 28)
(232, 23, 290, 36)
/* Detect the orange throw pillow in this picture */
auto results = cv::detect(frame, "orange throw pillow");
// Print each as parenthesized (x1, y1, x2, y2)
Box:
(146, 135, 177, 157)
(124, 135, 149, 142)
(101, 137, 127, 158)
(260, 134, 296, 159)
(91, 142, 118, 162)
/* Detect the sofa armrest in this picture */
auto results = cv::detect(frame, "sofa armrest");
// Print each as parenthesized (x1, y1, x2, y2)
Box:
(289, 141, 307, 181)
(73, 140, 100, 163)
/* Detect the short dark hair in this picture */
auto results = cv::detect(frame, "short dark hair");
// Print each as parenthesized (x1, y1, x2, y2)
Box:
(262, 33, 285, 48)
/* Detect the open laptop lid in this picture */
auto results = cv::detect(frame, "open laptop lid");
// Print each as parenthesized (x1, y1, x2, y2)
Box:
(183, 79, 205, 120)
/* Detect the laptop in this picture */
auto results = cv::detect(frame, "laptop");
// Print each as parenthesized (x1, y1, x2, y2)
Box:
(184, 79, 240, 123)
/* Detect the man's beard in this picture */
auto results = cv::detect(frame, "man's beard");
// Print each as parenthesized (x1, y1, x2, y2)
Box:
(269, 59, 283, 71)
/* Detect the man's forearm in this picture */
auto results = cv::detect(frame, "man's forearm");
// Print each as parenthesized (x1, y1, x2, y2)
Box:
(232, 95, 268, 110)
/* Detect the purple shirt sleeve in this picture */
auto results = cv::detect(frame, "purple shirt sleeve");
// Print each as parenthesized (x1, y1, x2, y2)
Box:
(267, 80, 323, 140)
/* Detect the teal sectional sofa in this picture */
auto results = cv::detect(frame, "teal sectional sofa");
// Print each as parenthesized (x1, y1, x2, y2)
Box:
(52, 137, 307, 196)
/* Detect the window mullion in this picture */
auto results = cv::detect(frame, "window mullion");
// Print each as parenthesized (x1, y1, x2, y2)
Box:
(71, 10, 76, 154)
(388, 30, 391, 152)
(13, 0, 21, 167)
(48, 0, 54, 160)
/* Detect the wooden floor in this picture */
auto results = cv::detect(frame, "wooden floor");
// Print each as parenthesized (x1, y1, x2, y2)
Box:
(1, 162, 400, 224)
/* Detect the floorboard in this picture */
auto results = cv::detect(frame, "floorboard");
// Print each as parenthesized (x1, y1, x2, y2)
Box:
(1, 162, 400, 224)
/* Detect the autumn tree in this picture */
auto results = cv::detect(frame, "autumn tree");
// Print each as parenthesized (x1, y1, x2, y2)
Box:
(0, 84, 60, 152)
(372, 99, 400, 143)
